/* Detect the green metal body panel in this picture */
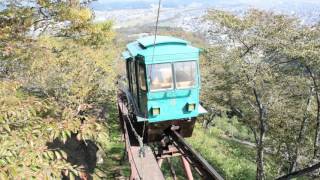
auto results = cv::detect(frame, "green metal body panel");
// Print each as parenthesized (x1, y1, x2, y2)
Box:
(122, 36, 202, 123)
(147, 88, 199, 123)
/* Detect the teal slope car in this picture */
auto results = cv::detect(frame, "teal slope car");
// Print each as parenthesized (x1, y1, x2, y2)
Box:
(122, 36, 206, 142)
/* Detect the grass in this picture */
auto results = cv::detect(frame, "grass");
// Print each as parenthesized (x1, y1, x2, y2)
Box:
(188, 125, 257, 180)
(99, 105, 281, 180)
(186, 115, 284, 180)
(161, 156, 201, 180)
(94, 100, 130, 179)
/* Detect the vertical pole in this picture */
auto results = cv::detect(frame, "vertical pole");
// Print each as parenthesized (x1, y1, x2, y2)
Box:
(167, 158, 178, 180)
(157, 158, 164, 168)
(118, 104, 125, 141)
(119, 101, 139, 180)
(181, 156, 194, 180)
(130, 162, 139, 180)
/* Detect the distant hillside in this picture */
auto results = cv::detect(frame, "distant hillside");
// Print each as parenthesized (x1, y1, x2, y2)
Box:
(92, 0, 320, 27)
(91, 0, 320, 11)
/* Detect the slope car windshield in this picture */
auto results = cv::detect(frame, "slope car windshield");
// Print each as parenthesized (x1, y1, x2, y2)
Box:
(174, 61, 197, 89)
(149, 61, 197, 91)
(149, 63, 173, 91)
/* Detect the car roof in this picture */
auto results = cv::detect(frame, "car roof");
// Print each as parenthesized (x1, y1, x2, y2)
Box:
(123, 36, 200, 64)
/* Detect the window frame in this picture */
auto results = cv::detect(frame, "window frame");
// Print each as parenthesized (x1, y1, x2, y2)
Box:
(173, 60, 198, 90)
(148, 62, 174, 92)
(147, 61, 199, 92)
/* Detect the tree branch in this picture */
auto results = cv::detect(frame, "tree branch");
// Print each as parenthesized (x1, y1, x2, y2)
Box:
(276, 162, 320, 180)
(270, 59, 298, 68)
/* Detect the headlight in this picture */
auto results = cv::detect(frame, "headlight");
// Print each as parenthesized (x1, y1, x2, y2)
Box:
(152, 107, 160, 116)
(187, 103, 196, 112)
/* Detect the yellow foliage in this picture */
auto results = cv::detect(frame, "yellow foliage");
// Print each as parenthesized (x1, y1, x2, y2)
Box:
(60, 7, 92, 24)
(1, 1, 117, 178)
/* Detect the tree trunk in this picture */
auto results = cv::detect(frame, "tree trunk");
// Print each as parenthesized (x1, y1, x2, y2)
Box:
(306, 65, 320, 158)
(256, 133, 265, 180)
(253, 87, 267, 180)
(313, 91, 320, 158)
(289, 87, 313, 172)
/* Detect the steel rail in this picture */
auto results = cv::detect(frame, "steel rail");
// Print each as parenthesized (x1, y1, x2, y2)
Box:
(118, 102, 143, 179)
(118, 92, 165, 180)
(167, 130, 224, 180)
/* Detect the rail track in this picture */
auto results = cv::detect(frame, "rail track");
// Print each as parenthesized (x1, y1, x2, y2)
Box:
(117, 91, 224, 180)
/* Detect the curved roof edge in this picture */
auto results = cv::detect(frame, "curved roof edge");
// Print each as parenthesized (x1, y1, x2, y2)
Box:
(122, 51, 131, 60)
(137, 36, 188, 48)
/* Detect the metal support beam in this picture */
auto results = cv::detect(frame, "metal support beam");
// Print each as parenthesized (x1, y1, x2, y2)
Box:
(118, 95, 165, 180)
(181, 156, 194, 180)
(167, 130, 224, 180)
(167, 158, 178, 180)
(157, 159, 164, 168)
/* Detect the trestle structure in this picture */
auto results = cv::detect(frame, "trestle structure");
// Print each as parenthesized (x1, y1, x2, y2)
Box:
(118, 91, 224, 180)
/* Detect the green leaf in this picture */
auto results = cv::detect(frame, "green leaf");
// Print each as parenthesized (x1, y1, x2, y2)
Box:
(3, 124, 10, 132)
(60, 150, 67, 160)
(62, 131, 67, 143)
(54, 151, 61, 160)
(0, 172, 8, 180)
(66, 130, 72, 139)
(69, 171, 76, 180)
(48, 151, 54, 160)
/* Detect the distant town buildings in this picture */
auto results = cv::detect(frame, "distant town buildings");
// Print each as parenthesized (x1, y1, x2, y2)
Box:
(94, 5, 320, 44)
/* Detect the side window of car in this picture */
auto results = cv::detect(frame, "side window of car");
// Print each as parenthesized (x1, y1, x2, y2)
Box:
(138, 63, 147, 91)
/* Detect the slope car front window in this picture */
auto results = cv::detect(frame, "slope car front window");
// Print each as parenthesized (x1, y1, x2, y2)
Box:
(174, 61, 197, 89)
(149, 63, 173, 91)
